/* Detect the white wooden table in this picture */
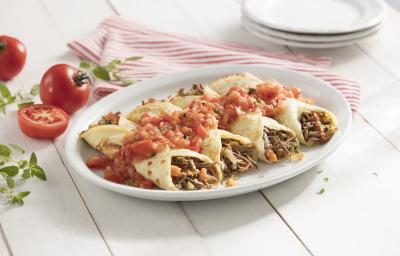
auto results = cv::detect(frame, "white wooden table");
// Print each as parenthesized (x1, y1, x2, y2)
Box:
(1, 0, 400, 255)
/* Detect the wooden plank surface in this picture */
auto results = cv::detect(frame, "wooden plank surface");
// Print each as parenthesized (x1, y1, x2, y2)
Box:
(360, 80, 400, 149)
(0, 0, 112, 255)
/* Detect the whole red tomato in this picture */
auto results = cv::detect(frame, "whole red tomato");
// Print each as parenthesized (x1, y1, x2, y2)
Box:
(40, 64, 90, 114)
(0, 36, 27, 81)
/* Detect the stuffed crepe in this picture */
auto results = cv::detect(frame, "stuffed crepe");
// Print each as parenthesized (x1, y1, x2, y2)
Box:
(201, 129, 258, 178)
(134, 147, 222, 190)
(277, 99, 338, 146)
(229, 111, 302, 163)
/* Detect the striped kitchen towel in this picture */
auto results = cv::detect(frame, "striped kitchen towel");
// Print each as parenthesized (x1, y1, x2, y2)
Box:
(68, 16, 360, 112)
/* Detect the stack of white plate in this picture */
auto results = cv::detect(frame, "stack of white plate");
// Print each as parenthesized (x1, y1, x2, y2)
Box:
(242, 0, 385, 48)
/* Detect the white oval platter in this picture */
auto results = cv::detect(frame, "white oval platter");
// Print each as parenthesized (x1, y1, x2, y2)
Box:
(65, 65, 352, 201)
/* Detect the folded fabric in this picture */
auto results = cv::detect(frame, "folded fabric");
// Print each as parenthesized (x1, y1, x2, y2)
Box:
(68, 16, 360, 111)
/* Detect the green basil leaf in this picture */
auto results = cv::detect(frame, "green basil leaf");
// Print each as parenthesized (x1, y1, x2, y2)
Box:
(30, 84, 40, 96)
(29, 152, 37, 167)
(92, 66, 111, 81)
(8, 143, 25, 154)
(0, 83, 11, 98)
(0, 161, 5, 166)
(6, 96, 16, 104)
(1, 173, 14, 189)
(0, 166, 19, 177)
(31, 165, 46, 181)
(105, 59, 122, 72)
(79, 61, 92, 69)
(17, 101, 34, 109)
(16, 191, 30, 199)
(11, 196, 23, 206)
(18, 160, 28, 169)
(21, 169, 31, 179)
(126, 56, 142, 61)
(104, 64, 117, 72)
(0, 144, 11, 158)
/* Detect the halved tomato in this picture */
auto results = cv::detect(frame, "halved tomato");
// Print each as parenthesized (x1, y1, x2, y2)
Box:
(18, 104, 69, 139)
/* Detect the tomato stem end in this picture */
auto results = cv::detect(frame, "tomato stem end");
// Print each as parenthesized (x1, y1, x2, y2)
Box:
(73, 71, 91, 87)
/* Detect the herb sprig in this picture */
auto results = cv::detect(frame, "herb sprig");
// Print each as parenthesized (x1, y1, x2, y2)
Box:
(80, 56, 142, 86)
(0, 143, 46, 206)
(0, 83, 38, 114)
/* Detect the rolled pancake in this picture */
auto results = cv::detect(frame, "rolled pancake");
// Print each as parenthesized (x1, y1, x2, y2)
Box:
(134, 147, 222, 190)
(171, 85, 219, 109)
(200, 128, 222, 164)
(127, 102, 182, 122)
(209, 72, 264, 95)
(80, 125, 132, 158)
(201, 129, 254, 163)
(277, 99, 338, 146)
(229, 111, 302, 163)
(229, 111, 265, 162)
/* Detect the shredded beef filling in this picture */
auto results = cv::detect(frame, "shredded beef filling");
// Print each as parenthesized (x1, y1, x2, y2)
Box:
(300, 111, 336, 145)
(177, 84, 205, 97)
(220, 139, 257, 177)
(171, 156, 218, 190)
(263, 127, 300, 161)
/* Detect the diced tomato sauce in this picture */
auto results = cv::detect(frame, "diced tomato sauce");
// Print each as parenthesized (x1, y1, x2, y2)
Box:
(252, 81, 313, 117)
(126, 103, 218, 159)
(86, 155, 113, 169)
(87, 152, 155, 189)
(104, 166, 126, 184)
(194, 87, 263, 129)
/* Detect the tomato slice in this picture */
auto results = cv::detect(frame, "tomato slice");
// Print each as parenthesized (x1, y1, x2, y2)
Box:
(18, 104, 69, 139)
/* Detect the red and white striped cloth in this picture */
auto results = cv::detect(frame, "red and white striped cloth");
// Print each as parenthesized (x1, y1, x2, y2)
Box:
(68, 16, 360, 112)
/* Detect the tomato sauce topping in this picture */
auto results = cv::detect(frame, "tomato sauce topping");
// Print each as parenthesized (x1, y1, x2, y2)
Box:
(213, 86, 262, 129)
(250, 80, 313, 117)
(122, 104, 218, 162)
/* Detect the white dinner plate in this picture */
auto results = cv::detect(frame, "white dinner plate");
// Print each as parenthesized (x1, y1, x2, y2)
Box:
(65, 65, 352, 201)
(242, 14, 382, 43)
(243, 0, 385, 34)
(243, 21, 379, 48)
